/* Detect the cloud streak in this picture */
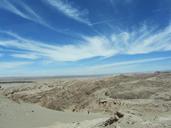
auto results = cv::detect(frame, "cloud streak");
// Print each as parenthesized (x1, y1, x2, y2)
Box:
(0, 23, 171, 62)
(44, 0, 90, 25)
(0, 32, 115, 61)
(109, 24, 171, 55)
(0, 0, 47, 26)
(0, 0, 88, 39)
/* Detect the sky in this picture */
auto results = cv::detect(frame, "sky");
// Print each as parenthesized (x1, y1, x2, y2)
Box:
(0, 0, 171, 76)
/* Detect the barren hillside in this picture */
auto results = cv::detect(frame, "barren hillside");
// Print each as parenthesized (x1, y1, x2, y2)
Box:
(1, 72, 171, 128)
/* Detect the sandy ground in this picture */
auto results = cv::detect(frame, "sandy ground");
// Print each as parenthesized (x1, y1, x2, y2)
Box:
(0, 95, 107, 128)
(1, 72, 171, 128)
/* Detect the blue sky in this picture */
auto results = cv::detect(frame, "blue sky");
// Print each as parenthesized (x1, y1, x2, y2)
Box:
(0, 0, 171, 76)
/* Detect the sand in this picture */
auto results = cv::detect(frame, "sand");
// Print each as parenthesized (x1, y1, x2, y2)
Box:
(1, 72, 171, 128)
(0, 95, 107, 128)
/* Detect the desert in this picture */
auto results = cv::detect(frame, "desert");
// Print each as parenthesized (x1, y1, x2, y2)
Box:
(0, 72, 171, 128)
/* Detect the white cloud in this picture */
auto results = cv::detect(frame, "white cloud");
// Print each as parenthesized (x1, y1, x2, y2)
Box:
(0, 32, 116, 61)
(0, 0, 88, 38)
(44, 0, 90, 25)
(126, 24, 171, 54)
(109, 24, 171, 55)
(0, 0, 46, 25)
(0, 0, 63, 33)
(0, 23, 171, 62)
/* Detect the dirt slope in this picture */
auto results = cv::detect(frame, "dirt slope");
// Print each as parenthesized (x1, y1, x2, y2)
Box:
(1, 72, 171, 128)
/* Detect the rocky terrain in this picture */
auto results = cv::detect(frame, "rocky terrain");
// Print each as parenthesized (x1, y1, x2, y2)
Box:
(0, 72, 171, 128)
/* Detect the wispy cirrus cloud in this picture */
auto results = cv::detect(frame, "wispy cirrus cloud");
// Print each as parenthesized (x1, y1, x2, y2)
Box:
(0, 0, 88, 39)
(126, 25, 171, 54)
(108, 24, 171, 55)
(44, 0, 90, 25)
(0, 32, 115, 61)
(0, 0, 46, 26)
(0, 0, 63, 33)
(0, 23, 171, 62)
